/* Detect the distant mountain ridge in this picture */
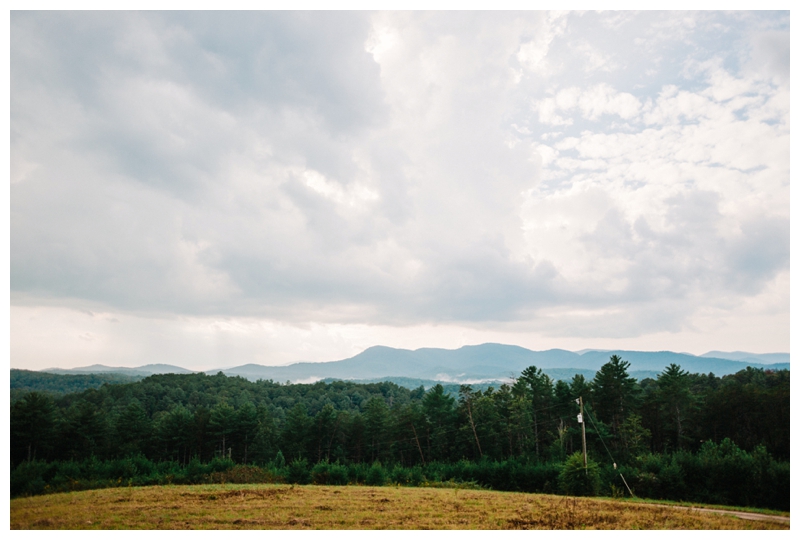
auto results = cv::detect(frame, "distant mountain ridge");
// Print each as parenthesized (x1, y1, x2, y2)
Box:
(700, 351, 789, 363)
(43, 363, 195, 376)
(34, 344, 789, 384)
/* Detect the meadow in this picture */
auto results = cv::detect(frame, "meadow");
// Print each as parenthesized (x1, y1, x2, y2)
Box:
(10, 484, 789, 530)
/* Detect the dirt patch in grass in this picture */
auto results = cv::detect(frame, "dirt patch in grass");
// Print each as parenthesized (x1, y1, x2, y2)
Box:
(10, 484, 789, 530)
(180, 487, 289, 501)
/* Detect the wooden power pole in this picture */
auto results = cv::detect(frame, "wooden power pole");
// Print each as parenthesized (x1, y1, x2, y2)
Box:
(577, 397, 587, 471)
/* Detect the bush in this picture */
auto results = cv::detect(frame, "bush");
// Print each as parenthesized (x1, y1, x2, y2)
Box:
(327, 462, 349, 485)
(347, 462, 370, 484)
(365, 461, 387, 486)
(311, 461, 348, 485)
(389, 464, 410, 485)
(184, 457, 208, 483)
(408, 465, 425, 486)
(515, 460, 561, 493)
(209, 465, 276, 484)
(11, 460, 52, 497)
(286, 458, 311, 484)
(207, 457, 235, 473)
(559, 452, 600, 496)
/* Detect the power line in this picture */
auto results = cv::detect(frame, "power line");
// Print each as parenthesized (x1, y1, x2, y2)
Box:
(583, 406, 635, 498)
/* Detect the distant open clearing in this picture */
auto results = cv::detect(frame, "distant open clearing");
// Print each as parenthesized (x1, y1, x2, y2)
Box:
(11, 484, 789, 530)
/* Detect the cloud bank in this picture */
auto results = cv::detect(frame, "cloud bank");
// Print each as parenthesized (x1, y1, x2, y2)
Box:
(10, 11, 789, 369)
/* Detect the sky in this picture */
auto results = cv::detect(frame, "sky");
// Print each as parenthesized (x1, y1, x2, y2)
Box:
(9, 10, 791, 371)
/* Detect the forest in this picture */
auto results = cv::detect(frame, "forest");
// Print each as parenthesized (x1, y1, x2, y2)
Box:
(10, 356, 790, 510)
(10, 369, 142, 402)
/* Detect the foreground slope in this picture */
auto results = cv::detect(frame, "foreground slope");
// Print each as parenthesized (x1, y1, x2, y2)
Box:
(11, 485, 788, 530)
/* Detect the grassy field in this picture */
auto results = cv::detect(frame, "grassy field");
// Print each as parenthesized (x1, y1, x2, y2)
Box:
(10, 484, 789, 530)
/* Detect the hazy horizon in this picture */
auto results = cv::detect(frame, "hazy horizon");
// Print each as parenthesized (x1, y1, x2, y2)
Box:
(24, 343, 791, 374)
(11, 11, 789, 371)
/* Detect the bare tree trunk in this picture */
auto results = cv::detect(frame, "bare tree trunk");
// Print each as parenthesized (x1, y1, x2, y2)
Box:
(410, 422, 426, 465)
(327, 418, 340, 461)
(466, 401, 483, 458)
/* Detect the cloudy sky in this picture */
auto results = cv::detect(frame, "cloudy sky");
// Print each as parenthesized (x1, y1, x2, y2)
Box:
(10, 11, 790, 371)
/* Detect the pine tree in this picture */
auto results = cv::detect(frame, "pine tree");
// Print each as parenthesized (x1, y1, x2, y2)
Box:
(656, 364, 694, 450)
(11, 392, 57, 465)
(519, 366, 554, 459)
(591, 355, 638, 437)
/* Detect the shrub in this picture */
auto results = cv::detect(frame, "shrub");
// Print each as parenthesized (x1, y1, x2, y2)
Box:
(208, 457, 235, 473)
(209, 465, 276, 484)
(347, 462, 370, 484)
(408, 465, 425, 486)
(11, 460, 51, 497)
(559, 452, 600, 496)
(365, 462, 387, 486)
(286, 458, 311, 484)
(389, 464, 410, 485)
(327, 462, 349, 485)
(311, 461, 347, 485)
(184, 457, 208, 483)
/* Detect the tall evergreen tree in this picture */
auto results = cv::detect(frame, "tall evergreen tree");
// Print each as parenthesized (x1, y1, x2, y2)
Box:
(281, 402, 312, 461)
(115, 400, 153, 458)
(311, 403, 339, 462)
(364, 397, 391, 462)
(394, 403, 428, 465)
(11, 392, 57, 465)
(553, 379, 575, 458)
(591, 355, 638, 436)
(156, 404, 195, 463)
(235, 401, 260, 464)
(422, 384, 456, 462)
(519, 366, 554, 459)
(478, 388, 507, 460)
(458, 385, 483, 459)
(60, 399, 110, 461)
(656, 364, 694, 450)
(248, 405, 278, 465)
(208, 402, 237, 459)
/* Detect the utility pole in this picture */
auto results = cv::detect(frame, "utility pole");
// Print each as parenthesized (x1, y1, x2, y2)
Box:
(576, 397, 587, 471)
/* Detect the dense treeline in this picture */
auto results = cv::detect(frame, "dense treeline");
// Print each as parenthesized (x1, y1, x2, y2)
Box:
(10, 357, 789, 509)
(11, 370, 143, 402)
(10, 440, 788, 510)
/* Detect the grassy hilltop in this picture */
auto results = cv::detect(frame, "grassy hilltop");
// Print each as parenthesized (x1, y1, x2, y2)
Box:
(10, 484, 789, 530)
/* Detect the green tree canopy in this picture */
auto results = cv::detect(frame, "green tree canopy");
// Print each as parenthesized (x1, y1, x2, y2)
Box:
(591, 355, 638, 436)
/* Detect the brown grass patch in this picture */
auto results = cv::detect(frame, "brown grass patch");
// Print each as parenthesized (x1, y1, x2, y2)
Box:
(10, 484, 788, 530)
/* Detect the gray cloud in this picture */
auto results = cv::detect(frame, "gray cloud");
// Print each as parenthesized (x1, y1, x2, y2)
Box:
(10, 11, 789, 347)
(724, 216, 789, 293)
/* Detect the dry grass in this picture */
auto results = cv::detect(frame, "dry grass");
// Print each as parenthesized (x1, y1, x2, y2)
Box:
(10, 484, 789, 530)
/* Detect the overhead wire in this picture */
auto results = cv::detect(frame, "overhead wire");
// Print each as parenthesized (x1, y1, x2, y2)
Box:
(583, 406, 635, 497)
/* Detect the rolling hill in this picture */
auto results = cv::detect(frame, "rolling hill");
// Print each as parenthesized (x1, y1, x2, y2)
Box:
(32, 344, 789, 384)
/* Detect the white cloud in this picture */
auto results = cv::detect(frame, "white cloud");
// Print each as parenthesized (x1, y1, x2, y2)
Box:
(534, 97, 573, 126)
(516, 12, 568, 76)
(578, 84, 642, 120)
(302, 169, 379, 211)
(533, 84, 643, 126)
(534, 144, 558, 167)
(10, 11, 789, 369)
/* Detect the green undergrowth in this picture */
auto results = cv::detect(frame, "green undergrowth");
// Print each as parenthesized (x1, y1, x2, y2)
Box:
(11, 443, 789, 513)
